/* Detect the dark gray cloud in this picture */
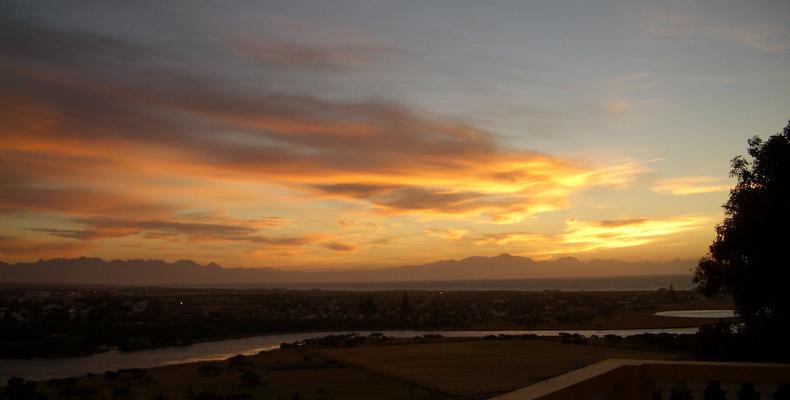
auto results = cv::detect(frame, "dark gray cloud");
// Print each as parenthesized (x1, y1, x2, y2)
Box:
(31, 217, 317, 248)
(0, 235, 88, 256)
(231, 39, 398, 70)
(322, 242, 357, 251)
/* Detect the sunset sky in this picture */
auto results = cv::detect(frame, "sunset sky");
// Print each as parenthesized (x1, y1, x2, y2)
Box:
(1, 0, 789, 269)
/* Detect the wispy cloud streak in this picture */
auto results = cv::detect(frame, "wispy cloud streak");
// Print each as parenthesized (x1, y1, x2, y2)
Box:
(651, 176, 731, 195)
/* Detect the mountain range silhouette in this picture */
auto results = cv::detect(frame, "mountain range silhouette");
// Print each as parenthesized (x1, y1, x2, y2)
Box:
(0, 255, 694, 286)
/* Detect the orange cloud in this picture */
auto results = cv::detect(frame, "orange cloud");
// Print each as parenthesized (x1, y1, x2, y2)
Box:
(476, 215, 708, 255)
(651, 176, 731, 195)
(476, 232, 546, 246)
(2, 60, 645, 224)
(0, 13, 656, 265)
(425, 227, 469, 240)
(559, 215, 708, 252)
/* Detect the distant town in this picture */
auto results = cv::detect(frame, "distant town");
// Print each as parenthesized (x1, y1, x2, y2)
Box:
(0, 286, 730, 358)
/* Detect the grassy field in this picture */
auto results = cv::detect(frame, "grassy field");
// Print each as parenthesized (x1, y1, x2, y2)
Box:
(309, 339, 679, 397)
(14, 337, 684, 400)
(581, 296, 734, 329)
(30, 347, 448, 400)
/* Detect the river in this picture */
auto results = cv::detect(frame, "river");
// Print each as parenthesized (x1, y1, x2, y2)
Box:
(0, 327, 699, 381)
(654, 309, 737, 318)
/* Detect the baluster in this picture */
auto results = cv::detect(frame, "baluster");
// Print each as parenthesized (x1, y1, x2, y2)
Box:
(655, 380, 674, 400)
(671, 383, 694, 400)
(721, 382, 741, 400)
(688, 381, 707, 400)
(703, 381, 727, 400)
(590, 391, 607, 400)
(758, 383, 777, 400)
(650, 382, 663, 400)
(773, 384, 790, 400)
(737, 382, 760, 400)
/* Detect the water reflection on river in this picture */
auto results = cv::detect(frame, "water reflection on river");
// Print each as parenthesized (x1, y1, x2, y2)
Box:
(654, 309, 736, 318)
(0, 327, 700, 381)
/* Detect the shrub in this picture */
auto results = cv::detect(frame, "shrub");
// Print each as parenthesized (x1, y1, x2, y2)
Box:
(227, 354, 252, 369)
(198, 364, 220, 377)
(240, 370, 261, 386)
(112, 386, 130, 398)
(192, 392, 222, 400)
(2, 377, 38, 400)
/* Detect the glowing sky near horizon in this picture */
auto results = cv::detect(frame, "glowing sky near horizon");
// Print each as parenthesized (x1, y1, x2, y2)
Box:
(1, 0, 789, 269)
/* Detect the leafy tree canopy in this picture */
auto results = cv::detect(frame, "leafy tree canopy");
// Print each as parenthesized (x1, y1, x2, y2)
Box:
(695, 120, 790, 339)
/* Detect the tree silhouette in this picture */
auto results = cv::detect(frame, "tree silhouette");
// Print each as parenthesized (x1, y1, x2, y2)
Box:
(360, 296, 377, 317)
(240, 370, 261, 386)
(197, 364, 220, 377)
(694, 120, 790, 360)
(400, 292, 412, 321)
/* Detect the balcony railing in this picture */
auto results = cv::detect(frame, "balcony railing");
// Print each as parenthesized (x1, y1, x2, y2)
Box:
(491, 359, 790, 400)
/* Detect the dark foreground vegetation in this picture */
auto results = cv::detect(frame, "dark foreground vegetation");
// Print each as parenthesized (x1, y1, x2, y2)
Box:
(694, 120, 790, 362)
(0, 286, 730, 358)
(1, 333, 690, 400)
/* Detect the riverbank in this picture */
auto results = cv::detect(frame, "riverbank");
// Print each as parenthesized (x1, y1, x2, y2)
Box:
(0, 327, 703, 382)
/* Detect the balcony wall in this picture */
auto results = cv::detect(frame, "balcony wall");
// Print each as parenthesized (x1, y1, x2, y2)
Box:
(491, 359, 790, 400)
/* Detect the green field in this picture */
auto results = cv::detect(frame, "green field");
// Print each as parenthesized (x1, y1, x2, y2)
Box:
(16, 338, 682, 400)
